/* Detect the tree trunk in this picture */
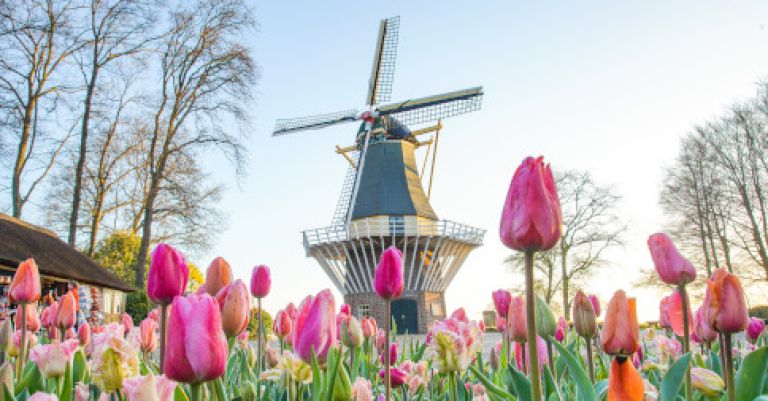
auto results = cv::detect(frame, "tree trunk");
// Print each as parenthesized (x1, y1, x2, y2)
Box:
(12, 100, 35, 218)
(135, 181, 157, 288)
(69, 65, 99, 245)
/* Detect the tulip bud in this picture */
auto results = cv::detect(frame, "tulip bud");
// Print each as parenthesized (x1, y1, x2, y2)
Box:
(508, 296, 527, 342)
(380, 343, 397, 365)
(205, 257, 233, 296)
(588, 295, 601, 318)
(0, 320, 13, 353)
(292, 290, 337, 364)
(659, 296, 672, 329)
(361, 317, 377, 338)
(266, 346, 279, 368)
(691, 367, 725, 397)
(535, 295, 556, 339)
(601, 290, 639, 356)
(57, 291, 76, 330)
(492, 290, 512, 319)
(140, 318, 158, 353)
(333, 363, 352, 401)
(273, 310, 293, 339)
(78, 322, 90, 347)
(379, 367, 408, 388)
(246, 345, 256, 368)
(572, 290, 596, 339)
(555, 317, 567, 342)
(704, 269, 748, 334)
(341, 315, 364, 348)
(648, 233, 697, 286)
(9, 259, 41, 304)
(121, 313, 133, 336)
(216, 280, 250, 338)
(147, 243, 189, 305)
(250, 265, 271, 298)
(747, 317, 765, 342)
(499, 156, 562, 252)
(374, 247, 404, 300)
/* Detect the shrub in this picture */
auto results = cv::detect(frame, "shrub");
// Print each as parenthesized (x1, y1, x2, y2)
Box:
(248, 308, 273, 340)
(749, 305, 768, 320)
(126, 290, 154, 323)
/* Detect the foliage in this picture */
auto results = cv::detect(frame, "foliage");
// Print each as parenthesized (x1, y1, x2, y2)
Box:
(93, 231, 145, 285)
(248, 308, 273, 340)
(750, 305, 768, 320)
(187, 263, 204, 293)
(125, 290, 153, 323)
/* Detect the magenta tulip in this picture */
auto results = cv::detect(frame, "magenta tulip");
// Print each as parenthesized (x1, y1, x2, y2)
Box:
(215, 279, 250, 337)
(380, 343, 397, 365)
(374, 246, 404, 300)
(499, 156, 562, 252)
(555, 317, 567, 342)
(164, 293, 227, 383)
(147, 244, 189, 305)
(588, 295, 601, 317)
(9, 259, 41, 304)
(492, 290, 512, 318)
(747, 317, 765, 342)
(647, 233, 697, 286)
(379, 367, 408, 387)
(292, 289, 336, 364)
(250, 265, 271, 298)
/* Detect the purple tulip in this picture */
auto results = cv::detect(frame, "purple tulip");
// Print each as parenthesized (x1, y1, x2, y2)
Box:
(374, 247, 404, 300)
(250, 265, 271, 298)
(147, 244, 189, 305)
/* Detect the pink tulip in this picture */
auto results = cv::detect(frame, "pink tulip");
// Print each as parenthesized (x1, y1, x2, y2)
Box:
(668, 289, 693, 337)
(65, 328, 77, 340)
(514, 336, 549, 370)
(659, 296, 672, 329)
(499, 156, 562, 252)
(250, 265, 271, 298)
(747, 317, 766, 342)
(147, 244, 189, 305)
(601, 290, 639, 356)
(495, 316, 506, 333)
(285, 302, 298, 320)
(41, 302, 58, 329)
(140, 318, 158, 353)
(29, 393, 59, 401)
(508, 295, 527, 342)
(13, 329, 38, 352)
(16, 303, 40, 332)
(273, 309, 293, 339)
(57, 292, 77, 330)
(28, 339, 79, 377)
(555, 317, 567, 342)
(361, 317, 377, 338)
(450, 307, 468, 322)
(121, 313, 133, 336)
(374, 246, 404, 300)
(647, 233, 697, 286)
(237, 330, 249, 350)
(122, 374, 177, 401)
(379, 367, 408, 387)
(215, 279, 250, 337)
(588, 295, 601, 317)
(380, 343, 397, 365)
(78, 322, 90, 347)
(204, 257, 233, 296)
(351, 377, 374, 401)
(164, 293, 227, 383)
(75, 383, 89, 401)
(47, 327, 59, 342)
(292, 289, 336, 364)
(9, 259, 41, 304)
(704, 269, 748, 333)
(340, 304, 351, 316)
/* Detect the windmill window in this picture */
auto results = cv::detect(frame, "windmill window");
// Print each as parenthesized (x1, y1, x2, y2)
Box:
(389, 216, 405, 234)
(358, 304, 371, 318)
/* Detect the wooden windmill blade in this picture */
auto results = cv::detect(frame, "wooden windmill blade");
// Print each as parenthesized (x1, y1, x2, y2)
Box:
(376, 86, 484, 126)
(365, 16, 400, 106)
(272, 109, 360, 136)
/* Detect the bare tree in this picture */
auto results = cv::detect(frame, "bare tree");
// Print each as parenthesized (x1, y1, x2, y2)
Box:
(133, 0, 257, 286)
(67, 0, 159, 245)
(506, 170, 626, 319)
(0, 0, 83, 217)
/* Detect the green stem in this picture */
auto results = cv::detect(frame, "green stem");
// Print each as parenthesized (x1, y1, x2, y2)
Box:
(585, 336, 595, 384)
(452, 371, 459, 401)
(159, 303, 168, 374)
(723, 334, 735, 401)
(385, 299, 392, 401)
(524, 250, 542, 401)
(190, 383, 203, 401)
(546, 339, 555, 380)
(258, 297, 264, 401)
(679, 285, 692, 401)
(16, 305, 26, 382)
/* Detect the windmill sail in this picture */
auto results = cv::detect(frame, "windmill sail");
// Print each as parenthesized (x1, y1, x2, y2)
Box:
(273, 109, 359, 136)
(365, 16, 400, 106)
(376, 86, 483, 127)
(331, 151, 359, 225)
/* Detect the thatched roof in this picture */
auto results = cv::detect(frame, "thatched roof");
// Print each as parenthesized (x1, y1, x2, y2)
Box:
(0, 214, 134, 292)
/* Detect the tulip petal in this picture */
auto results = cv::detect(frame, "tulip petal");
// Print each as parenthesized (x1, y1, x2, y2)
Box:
(607, 358, 644, 401)
(668, 290, 693, 337)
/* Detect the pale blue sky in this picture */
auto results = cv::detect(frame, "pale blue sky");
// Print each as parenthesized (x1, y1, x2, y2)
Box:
(197, 1, 768, 321)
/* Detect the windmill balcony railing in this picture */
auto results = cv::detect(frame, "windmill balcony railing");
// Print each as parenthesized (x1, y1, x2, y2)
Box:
(302, 218, 486, 251)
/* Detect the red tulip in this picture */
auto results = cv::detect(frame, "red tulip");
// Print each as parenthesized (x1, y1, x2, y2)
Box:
(667, 289, 693, 337)
(147, 244, 189, 305)
(374, 246, 404, 300)
(492, 290, 511, 318)
(647, 233, 696, 286)
(250, 265, 271, 298)
(273, 309, 293, 339)
(9, 259, 41, 304)
(78, 322, 90, 347)
(747, 317, 766, 342)
(140, 318, 158, 353)
(704, 268, 748, 333)
(361, 317, 377, 338)
(693, 305, 717, 344)
(588, 294, 601, 318)
(292, 289, 336, 364)
(205, 257, 233, 296)
(601, 290, 639, 356)
(121, 313, 133, 336)
(659, 296, 671, 329)
(572, 290, 596, 339)
(507, 295, 527, 342)
(57, 291, 76, 330)
(499, 156, 562, 252)
(215, 279, 250, 337)
(16, 303, 40, 332)
(607, 358, 644, 401)
(164, 293, 227, 383)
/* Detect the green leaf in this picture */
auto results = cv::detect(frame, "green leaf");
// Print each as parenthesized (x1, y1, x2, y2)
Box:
(58, 361, 73, 401)
(659, 352, 691, 401)
(72, 350, 87, 383)
(311, 349, 323, 401)
(174, 385, 189, 401)
(735, 346, 768, 401)
(707, 349, 722, 376)
(1, 384, 15, 401)
(552, 341, 597, 401)
(506, 364, 531, 401)
(468, 366, 517, 401)
(542, 365, 561, 401)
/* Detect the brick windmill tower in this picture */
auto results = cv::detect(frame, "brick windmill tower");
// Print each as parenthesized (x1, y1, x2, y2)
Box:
(273, 16, 485, 334)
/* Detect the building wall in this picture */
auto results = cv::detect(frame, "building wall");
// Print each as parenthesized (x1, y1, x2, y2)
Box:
(344, 291, 446, 334)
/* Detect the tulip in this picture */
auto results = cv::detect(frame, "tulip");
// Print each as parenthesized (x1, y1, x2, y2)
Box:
(607, 358, 644, 401)
(15, 303, 40, 332)
(601, 290, 639, 357)
(250, 265, 271, 299)
(374, 246, 404, 300)
(747, 317, 765, 342)
(659, 296, 672, 329)
(588, 294, 601, 317)
(572, 290, 596, 339)
(273, 309, 293, 340)
(64, 328, 76, 340)
(122, 374, 177, 401)
(285, 302, 298, 320)
(140, 318, 158, 353)
(57, 291, 77, 331)
(147, 243, 189, 305)
(495, 316, 506, 332)
(164, 293, 227, 384)
(514, 336, 549, 370)
(667, 289, 694, 338)
(647, 233, 696, 286)
(75, 383, 89, 401)
(293, 289, 336, 364)
(379, 367, 407, 387)
(341, 315, 364, 348)
(380, 343, 397, 365)
(204, 257, 233, 296)
(216, 280, 250, 338)
(690, 367, 725, 398)
(704, 269, 748, 334)
(340, 303, 351, 316)
(555, 317, 567, 342)
(42, 302, 59, 329)
(265, 346, 280, 368)
(9, 259, 41, 304)
(535, 295, 556, 339)
(28, 339, 79, 377)
(148, 308, 160, 323)
(489, 342, 501, 370)
(492, 290, 511, 319)
(78, 322, 91, 347)
(499, 156, 562, 252)
(121, 313, 133, 336)
(361, 317, 377, 338)
(351, 377, 374, 401)
(508, 295, 527, 342)
(28, 393, 59, 401)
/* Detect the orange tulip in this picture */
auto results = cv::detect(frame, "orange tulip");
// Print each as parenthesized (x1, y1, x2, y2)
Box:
(9, 259, 41, 304)
(205, 257, 233, 296)
(601, 290, 639, 356)
(704, 268, 748, 333)
(607, 358, 644, 401)
(56, 291, 77, 330)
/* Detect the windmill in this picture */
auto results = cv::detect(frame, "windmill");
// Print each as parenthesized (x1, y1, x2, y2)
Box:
(274, 16, 485, 334)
